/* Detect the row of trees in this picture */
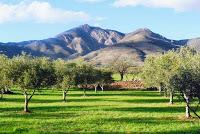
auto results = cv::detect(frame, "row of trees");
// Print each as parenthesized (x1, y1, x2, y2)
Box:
(142, 47, 200, 118)
(0, 54, 113, 112)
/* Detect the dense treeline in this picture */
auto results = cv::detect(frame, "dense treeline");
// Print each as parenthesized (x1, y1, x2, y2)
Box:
(142, 47, 200, 118)
(0, 53, 113, 112)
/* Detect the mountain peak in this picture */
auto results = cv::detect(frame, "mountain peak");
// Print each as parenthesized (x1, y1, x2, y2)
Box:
(80, 24, 91, 27)
(79, 24, 93, 32)
(134, 28, 153, 34)
(120, 28, 164, 43)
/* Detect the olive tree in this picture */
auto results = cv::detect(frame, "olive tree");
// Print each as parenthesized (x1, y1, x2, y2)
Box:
(11, 55, 55, 112)
(156, 51, 181, 104)
(170, 47, 200, 118)
(110, 57, 132, 81)
(75, 64, 96, 96)
(93, 69, 113, 92)
(98, 70, 113, 92)
(0, 55, 12, 99)
(54, 59, 77, 102)
(142, 55, 161, 91)
(142, 51, 181, 104)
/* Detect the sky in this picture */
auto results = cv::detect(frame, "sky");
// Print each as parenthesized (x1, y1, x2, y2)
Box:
(0, 0, 200, 42)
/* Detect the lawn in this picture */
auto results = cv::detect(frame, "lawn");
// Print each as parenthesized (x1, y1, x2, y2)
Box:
(0, 90, 199, 134)
(112, 74, 134, 81)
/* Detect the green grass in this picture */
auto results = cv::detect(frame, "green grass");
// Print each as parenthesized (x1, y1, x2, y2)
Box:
(112, 73, 134, 81)
(0, 90, 200, 134)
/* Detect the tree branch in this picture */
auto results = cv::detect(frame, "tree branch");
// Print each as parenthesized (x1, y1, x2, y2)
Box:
(181, 92, 200, 119)
(28, 89, 36, 102)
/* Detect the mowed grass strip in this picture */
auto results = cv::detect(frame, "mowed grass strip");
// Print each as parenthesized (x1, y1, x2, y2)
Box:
(0, 90, 199, 134)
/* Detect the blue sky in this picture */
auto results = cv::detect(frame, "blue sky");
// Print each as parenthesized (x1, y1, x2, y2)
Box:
(0, 0, 200, 42)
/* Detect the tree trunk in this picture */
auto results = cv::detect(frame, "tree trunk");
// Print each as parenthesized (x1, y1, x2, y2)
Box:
(158, 86, 162, 93)
(120, 73, 124, 81)
(0, 89, 3, 99)
(184, 94, 191, 118)
(95, 85, 98, 93)
(63, 90, 67, 102)
(23, 89, 35, 113)
(165, 92, 168, 98)
(83, 88, 86, 96)
(101, 85, 104, 92)
(169, 92, 174, 105)
(24, 92, 29, 112)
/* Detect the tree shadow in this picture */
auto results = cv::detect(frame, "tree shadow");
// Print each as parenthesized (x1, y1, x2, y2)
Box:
(104, 106, 184, 113)
(1, 112, 78, 120)
(87, 91, 161, 97)
(0, 105, 96, 113)
(1, 97, 107, 104)
(1, 97, 62, 103)
(104, 98, 181, 104)
(91, 116, 200, 134)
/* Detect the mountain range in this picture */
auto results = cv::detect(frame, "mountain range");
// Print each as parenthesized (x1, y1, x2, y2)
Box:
(1, 24, 200, 66)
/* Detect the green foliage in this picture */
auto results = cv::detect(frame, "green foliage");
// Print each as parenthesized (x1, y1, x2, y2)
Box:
(142, 50, 181, 91)
(142, 46, 200, 118)
(0, 54, 12, 99)
(53, 59, 77, 90)
(142, 55, 160, 88)
(0, 55, 12, 86)
(75, 64, 97, 87)
(110, 57, 132, 81)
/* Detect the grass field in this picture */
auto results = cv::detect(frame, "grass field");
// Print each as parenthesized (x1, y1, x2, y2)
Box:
(0, 90, 200, 134)
(112, 74, 135, 81)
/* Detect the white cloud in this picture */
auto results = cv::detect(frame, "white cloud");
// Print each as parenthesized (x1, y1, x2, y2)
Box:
(95, 16, 107, 21)
(113, 0, 200, 11)
(75, 0, 105, 3)
(0, 1, 90, 24)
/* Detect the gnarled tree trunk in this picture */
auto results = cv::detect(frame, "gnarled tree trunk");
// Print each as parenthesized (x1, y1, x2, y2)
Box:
(184, 94, 191, 118)
(63, 90, 67, 102)
(23, 89, 36, 113)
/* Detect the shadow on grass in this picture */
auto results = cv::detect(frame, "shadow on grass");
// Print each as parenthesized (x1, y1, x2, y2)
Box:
(0, 105, 96, 113)
(1, 93, 181, 109)
(97, 117, 200, 134)
(104, 98, 181, 104)
(0, 105, 185, 117)
(1, 111, 79, 120)
(105, 106, 185, 113)
(1, 97, 106, 104)
(1, 97, 62, 103)
(101, 116, 188, 124)
(87, 91, 161, 97)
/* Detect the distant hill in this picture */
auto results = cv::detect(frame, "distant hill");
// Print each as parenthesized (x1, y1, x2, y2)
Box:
(0, 24, 200, 66)
(82, 28, 196, 66)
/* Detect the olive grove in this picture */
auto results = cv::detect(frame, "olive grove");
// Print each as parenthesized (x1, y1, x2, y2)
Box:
(142, 47, 200, 118)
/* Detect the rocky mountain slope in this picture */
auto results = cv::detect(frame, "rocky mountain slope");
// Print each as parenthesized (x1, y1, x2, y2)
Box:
(0, 24, 200, 66)
(82, 28, 193, 66)
(0, 24, 124, 59)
